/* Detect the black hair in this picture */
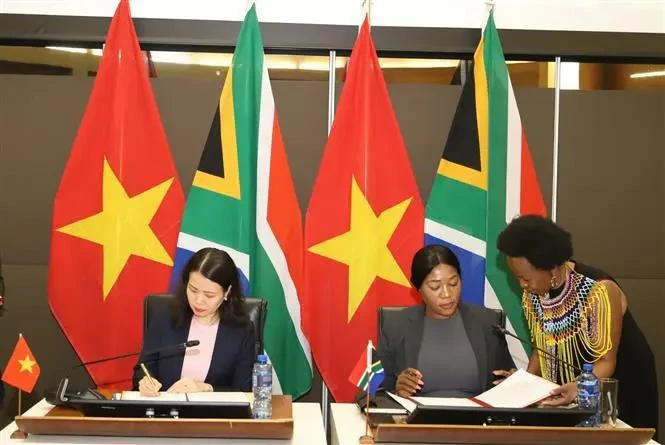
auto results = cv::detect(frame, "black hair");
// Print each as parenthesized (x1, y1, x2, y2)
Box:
(410, 244, 461, 289)
(172, 248, 248, 327)
(497, 214, 573, 270)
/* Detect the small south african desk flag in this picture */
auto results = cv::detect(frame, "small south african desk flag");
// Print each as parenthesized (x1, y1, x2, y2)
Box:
(348, 340, 384, 396)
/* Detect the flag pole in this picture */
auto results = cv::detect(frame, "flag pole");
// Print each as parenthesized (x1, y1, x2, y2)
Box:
(10, 389, 28, 439)
(359, 340, 375, 444)
(551, 56, 562, 221)
(362, 0, 371, 23)
(358, 384, 374, 444)
(365, 386, 370, 436)
(319, 47, 338, 436)
(485, 0, 495, 16)
(17, 332, 23, 416)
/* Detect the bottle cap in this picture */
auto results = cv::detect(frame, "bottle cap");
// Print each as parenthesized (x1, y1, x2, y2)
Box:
(257, 354, 268, 364)
(582, 363, 593, 371)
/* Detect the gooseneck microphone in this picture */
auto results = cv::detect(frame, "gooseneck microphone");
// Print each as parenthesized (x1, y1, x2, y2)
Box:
(47, 340, 200, 405)
(492, 325, 583, 374)
(72, 340, 201, 369)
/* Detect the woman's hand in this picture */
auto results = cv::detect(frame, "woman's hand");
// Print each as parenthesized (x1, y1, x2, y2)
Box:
(539, 382, 577, 407)
(138, 376, 162, 397)
(491, 368, 517, 385)
(167, 377, 213, 393)
(395, 368, 423, 398)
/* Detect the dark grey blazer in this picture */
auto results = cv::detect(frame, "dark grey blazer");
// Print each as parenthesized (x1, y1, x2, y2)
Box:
(377, 303, 515, 393)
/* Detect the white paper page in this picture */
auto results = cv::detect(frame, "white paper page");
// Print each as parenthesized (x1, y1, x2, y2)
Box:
(386, 391, 417, 413)
(187, 392, 250, 403)
(411, 397, 481, 407)
(120, 391, 187, 402)
(473, 369, 559, 408)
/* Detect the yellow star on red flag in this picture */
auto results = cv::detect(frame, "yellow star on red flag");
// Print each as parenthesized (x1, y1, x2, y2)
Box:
(56, 158, 174, 299)
(309, 177, 412, 321)
(18, 355, 37, 373)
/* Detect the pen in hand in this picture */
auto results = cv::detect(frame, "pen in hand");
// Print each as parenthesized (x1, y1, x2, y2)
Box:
(139, 363, 161, 395)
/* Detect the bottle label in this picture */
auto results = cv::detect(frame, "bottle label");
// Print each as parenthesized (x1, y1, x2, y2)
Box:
(255, 373, 272, 387)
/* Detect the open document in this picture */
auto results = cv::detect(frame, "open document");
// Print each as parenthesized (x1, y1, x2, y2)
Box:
(471, 369, 559, 408)
(121, 391, 249, 404)
(392, 369, 559, 409)
(121, 391, 187, 402)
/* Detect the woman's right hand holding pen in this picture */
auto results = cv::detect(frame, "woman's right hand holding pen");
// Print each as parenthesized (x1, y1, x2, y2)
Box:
(396, 368, 423, 398)
(138, 363, 162, 397)
(138, 375, 162, 396)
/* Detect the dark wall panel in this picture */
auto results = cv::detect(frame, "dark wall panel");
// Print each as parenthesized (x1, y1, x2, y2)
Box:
(558, 90, 665, 435)
(514, 88, 556, 214)
(273, 80, 330, 211)
(388, 84, 461, 201)
(0, 76, 85, 266)
(558, 91, 665, 279)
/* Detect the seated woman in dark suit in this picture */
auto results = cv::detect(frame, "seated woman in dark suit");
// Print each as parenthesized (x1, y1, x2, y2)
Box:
(379, 244, 515, 398)
(133, 247, 255, 395)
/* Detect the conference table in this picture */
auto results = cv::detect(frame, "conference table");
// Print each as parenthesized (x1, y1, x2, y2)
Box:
(0, 399, 327, 444)
(330, 403, 662, 445)
(3, 399, 660, 444)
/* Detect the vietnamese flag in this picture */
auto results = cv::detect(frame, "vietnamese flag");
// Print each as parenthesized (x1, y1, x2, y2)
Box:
(303, 18, 424, 402)
(2, 335, 40, 393)
(47, 0, 184, 388)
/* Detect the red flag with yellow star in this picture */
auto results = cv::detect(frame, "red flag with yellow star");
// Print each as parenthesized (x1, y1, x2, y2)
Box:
(2, 335, 40, 393)
(303, 18, 424, 402)
(47, 0, 184, 388)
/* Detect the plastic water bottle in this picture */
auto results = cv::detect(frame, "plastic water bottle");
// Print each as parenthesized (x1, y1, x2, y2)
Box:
(252, 354, 272, 419)
(577, 363, 600, 427)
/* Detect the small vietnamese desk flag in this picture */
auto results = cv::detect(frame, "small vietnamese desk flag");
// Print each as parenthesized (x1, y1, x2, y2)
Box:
(2, 335, 40, 393)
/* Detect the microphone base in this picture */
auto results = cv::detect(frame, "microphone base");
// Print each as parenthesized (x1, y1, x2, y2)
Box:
(46, 378, 105, 406)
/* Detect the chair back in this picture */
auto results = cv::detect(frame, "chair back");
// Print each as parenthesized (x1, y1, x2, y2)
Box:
(143, 293, 267, 356)
(377, 305, 506, 337)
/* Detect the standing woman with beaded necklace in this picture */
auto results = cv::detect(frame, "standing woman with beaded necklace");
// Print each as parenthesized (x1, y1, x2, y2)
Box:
(496, 215, 658, 437)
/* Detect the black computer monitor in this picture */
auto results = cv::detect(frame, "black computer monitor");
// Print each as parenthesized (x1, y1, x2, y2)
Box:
(406, 405, 595, 427)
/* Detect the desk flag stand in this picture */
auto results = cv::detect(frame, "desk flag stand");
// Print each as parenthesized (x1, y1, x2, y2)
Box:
(349, 339, 382, 444)
(359, 382, 375, 444)
(10, 389, 28, 439)
(2, 334, 40, 439)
